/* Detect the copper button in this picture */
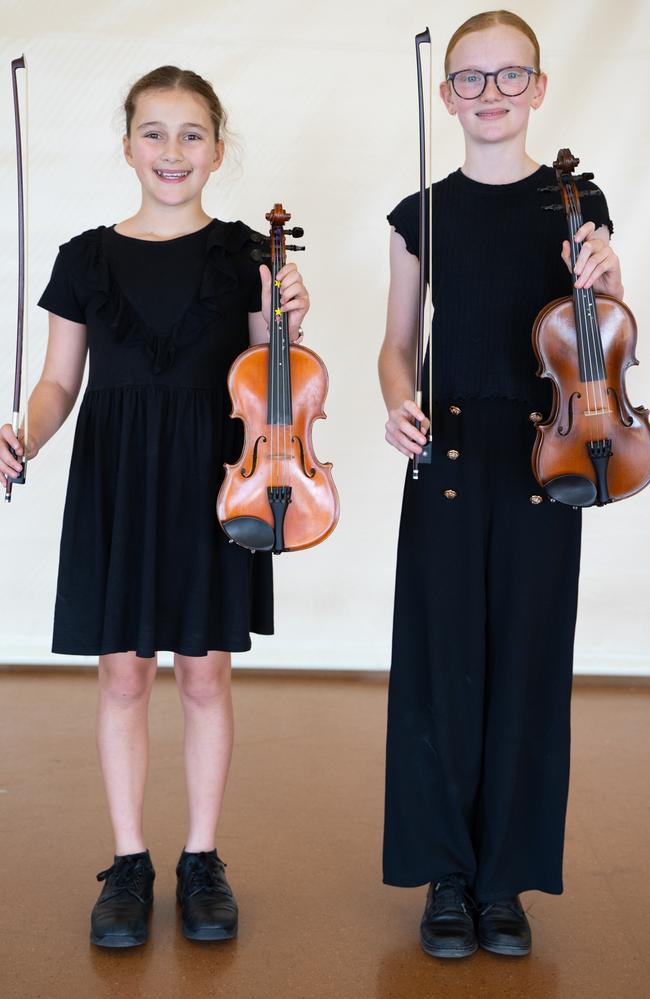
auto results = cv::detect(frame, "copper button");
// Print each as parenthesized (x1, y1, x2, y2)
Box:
(529, 411, 543, 424)
(443, 489, 458, 500)
(449, 405, 462, 416)
(529, 494, 543, 505)
(447, 449, 460, 460)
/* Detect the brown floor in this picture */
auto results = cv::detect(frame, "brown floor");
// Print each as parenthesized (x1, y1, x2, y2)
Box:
(1, 670, 649, 999)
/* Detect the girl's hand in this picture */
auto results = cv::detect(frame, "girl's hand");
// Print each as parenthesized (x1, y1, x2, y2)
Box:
(260, 263, 310, 339)
(0, 424, 38, 489)
(561, 221, 623, 299)
(385, 400, 430, 458)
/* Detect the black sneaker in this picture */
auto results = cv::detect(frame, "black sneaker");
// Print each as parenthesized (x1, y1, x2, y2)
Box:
(420, 873, 477, 959)
(90, 850, 155, 948)
(477, 895, 531, 955)
(176, 849, 238, 941)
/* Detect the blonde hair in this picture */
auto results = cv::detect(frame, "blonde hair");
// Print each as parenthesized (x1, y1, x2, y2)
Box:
(123, 65, 227, 142)
(444, 10, 541, 75)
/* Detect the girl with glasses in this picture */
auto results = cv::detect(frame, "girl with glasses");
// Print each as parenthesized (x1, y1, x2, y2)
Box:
(0, 66, 308, 948)
(379, 10, 622, 959)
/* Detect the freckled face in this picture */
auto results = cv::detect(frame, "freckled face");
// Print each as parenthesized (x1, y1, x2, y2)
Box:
(123, 88, 224, 206)
(440, 25, 546, 144)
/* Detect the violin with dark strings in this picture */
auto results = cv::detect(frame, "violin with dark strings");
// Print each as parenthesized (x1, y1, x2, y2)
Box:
(532, 149, 650, 506)
(217, 204, 339, 552)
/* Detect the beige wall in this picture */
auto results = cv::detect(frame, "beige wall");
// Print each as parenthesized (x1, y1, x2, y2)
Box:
(1, 0, 648, 672)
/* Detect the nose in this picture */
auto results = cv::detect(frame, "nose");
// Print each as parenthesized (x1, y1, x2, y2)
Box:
(162, 141, 183, 162)
(480, 75, 502, 101)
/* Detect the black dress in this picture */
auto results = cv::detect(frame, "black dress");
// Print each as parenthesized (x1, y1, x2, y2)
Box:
(38, 219, 273, 658)
(383, 166, 613, 900)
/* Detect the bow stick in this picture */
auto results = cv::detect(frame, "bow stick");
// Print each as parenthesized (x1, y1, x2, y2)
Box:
(6, 55, 28, 502)
(413, 28, 433, 480)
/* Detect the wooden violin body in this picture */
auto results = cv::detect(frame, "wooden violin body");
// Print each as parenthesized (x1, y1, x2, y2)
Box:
(532, 149, 650, 506)
(533, 293, 650, 504)
(216, 203, 339, 553)
(217, 340, 338, 552)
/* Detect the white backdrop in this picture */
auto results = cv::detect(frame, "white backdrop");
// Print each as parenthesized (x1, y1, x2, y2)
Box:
(1, 0, 648, 673)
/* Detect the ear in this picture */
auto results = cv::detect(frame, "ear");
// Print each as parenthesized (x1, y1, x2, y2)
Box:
(122, 133, 134, 167)
(439, 80, 457, 116)
(530, 71, 548, 110)
(211, 138, 225, 174)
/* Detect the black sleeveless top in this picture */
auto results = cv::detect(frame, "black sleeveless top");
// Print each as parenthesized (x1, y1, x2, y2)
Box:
(388, 165, 613, 411)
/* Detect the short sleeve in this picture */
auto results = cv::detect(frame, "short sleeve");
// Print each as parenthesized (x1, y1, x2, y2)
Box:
(387, 192, 420, 258)
(580, 182, 614, 237)
(37, 246, 86, 323)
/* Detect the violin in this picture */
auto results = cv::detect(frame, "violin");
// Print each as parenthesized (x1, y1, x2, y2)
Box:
(217, 204, 339, 552)
(532, 149, 650, 506)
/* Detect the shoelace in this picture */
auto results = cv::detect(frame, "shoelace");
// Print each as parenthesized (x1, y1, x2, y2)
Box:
(96, 855, 149, 901)
(182, 853, 230, 897)
(429, 874, 475, 916)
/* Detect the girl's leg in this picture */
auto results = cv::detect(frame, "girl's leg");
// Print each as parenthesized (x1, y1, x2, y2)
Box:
(96, 652, 157, 855)
(173, 651, 233, 851)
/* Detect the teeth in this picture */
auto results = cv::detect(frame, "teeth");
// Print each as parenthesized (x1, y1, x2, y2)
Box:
(155, 170, 190, 178)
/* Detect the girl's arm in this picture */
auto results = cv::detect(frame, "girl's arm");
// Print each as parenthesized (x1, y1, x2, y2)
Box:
(0, 313, 88, 486)
(562, 221, 624, 299)
(378, 229, 430, 458)
(249, 263, 310, 346)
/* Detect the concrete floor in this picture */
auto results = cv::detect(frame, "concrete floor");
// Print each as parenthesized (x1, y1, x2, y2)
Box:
(1, 669, 648, 999)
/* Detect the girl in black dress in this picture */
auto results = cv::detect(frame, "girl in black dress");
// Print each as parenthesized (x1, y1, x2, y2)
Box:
(378, 11, 623, 959)
(0, 66, 309, 947)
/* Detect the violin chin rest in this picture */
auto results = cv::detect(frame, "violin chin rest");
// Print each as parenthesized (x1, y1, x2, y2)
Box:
(544, 475, 597, 507)
(222, 516, 275, 551)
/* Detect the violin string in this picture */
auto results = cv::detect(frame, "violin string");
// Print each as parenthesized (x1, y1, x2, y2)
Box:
(568, 187, 596, 442)
(569, 185, 605, 442)
(270, 231, 277, 489)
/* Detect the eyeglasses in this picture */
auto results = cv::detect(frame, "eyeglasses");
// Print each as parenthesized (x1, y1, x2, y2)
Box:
(446, 66, 539, 100)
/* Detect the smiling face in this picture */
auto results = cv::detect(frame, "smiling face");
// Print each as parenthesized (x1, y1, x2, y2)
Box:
(122, 88, 224, 208)
(439, 24, 547, 147)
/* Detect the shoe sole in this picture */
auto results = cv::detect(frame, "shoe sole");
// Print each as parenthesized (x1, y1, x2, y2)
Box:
(181, 922, 238, 941)
(420, 938, 478, 959)
(90, 932, 147, 948)
(479, 939, 531, 957)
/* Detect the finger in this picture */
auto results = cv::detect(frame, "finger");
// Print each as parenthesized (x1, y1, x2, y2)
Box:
(259, 264, 272, 290)
(385, 430, 418, 458)
(398, 417, 427, 445)
(274, 262, 298, 282)
(281, 297, 309, 313)
(579, 260, 611, 289)
(402, 399, 427, 423)
(575, 250, 608, 287)
(280, 281, 307, 304)
(574, 221, 596, 244)
(0, 427, 21, 450)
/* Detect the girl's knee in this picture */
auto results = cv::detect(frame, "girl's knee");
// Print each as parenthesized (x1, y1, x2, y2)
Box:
(99, 654, 156, 703)
(174, 653, 231, 706)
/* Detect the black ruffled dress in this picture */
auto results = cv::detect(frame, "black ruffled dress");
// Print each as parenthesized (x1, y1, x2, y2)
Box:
(38, 219, 273, 658)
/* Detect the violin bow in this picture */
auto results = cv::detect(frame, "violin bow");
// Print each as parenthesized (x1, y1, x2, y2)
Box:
(6, 55, 28, 502)
(413, 29, 433, 480)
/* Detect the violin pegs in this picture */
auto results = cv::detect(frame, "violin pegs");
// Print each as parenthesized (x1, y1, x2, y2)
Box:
(250, 248, 272, 261)
(538, 185, 559, 192)
(284, 226, 304, 238)
(541, 204, 563, 212)
(286, 244, 306, 252)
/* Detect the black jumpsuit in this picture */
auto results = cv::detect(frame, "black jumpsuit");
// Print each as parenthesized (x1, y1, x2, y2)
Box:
(383, 166, 612, 902)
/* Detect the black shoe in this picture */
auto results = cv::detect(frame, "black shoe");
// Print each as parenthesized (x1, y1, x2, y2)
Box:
(420, 873, 477, 959)
(90, 850, 155, 948)
(477, 895, 531, 956)
(176, 849, 238, 941)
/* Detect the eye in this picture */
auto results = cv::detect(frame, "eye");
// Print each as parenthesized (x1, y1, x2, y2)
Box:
(143, 131, 162, 140)
(184, 133, 203, 141)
